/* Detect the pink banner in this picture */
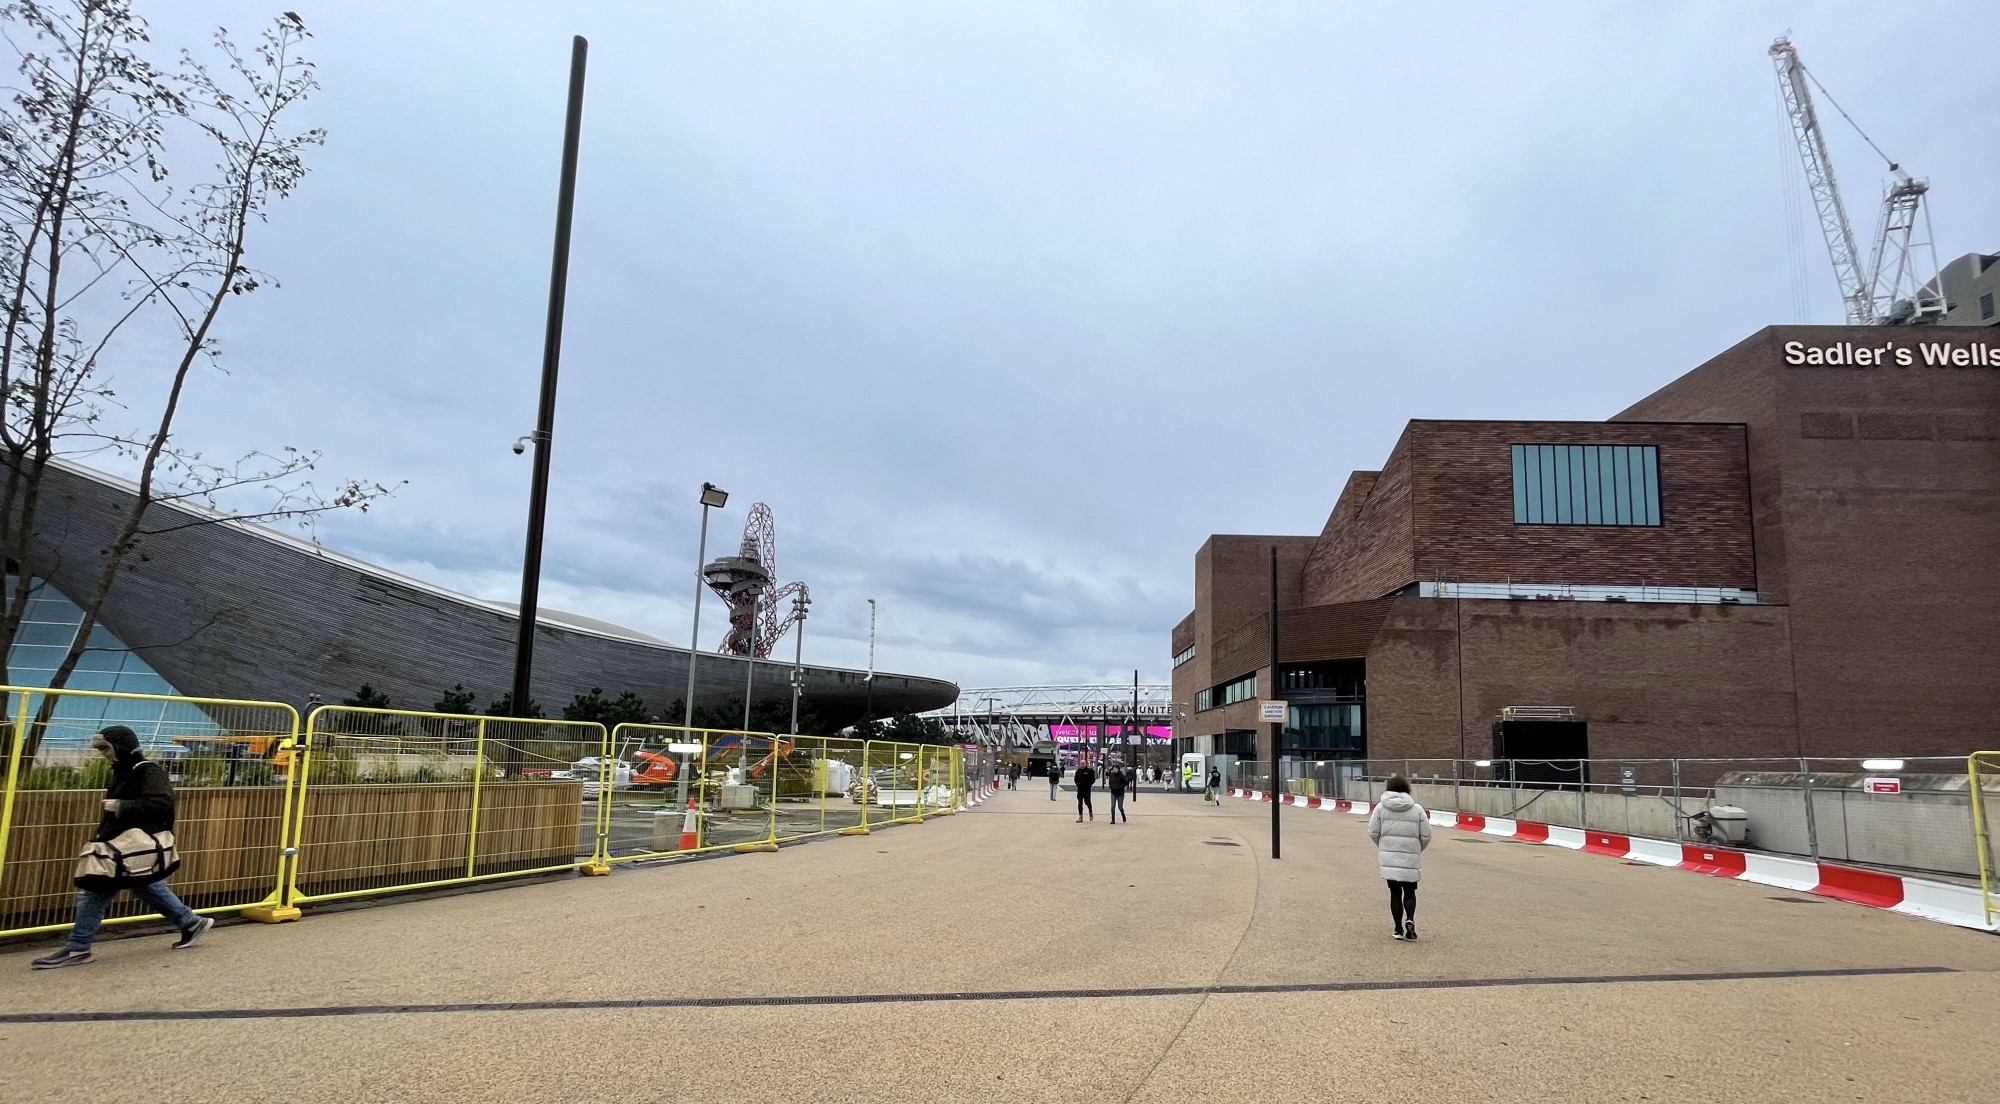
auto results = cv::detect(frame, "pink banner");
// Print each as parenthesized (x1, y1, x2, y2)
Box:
(1049, 724, 1172, 744)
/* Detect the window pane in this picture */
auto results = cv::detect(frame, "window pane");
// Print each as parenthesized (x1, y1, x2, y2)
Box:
(7, 644, 70, 671)
(1511, 446, 1528, 522)
(1613, 447, 1633, 524)
(12, 620, 77, 646)
(1581, 446, 1602, 523)
(1552, 444, 1571, 523)
(1642, 446, 1661, 524)
(1568, 446, 1587, 522)
(1523, 445, 1541, 522)
(73, 648, 126, 672)
(1540, 445, 1558, 523)
(1599, 445, 1617, 522)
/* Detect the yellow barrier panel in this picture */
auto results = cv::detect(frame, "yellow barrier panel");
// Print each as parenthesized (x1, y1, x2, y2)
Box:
(0, 685, 301, 937)
(285, 708, 610, 905)
(595, 723, 805, 863)
(1972, 752, 2000, 929)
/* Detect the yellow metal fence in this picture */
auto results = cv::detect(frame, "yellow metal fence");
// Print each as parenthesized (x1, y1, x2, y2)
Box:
(0, 687, 970, 940)
(1972, 751, 2000, 928)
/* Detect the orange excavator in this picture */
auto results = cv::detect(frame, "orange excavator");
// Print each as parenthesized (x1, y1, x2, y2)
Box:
(627, 736, 793, 788)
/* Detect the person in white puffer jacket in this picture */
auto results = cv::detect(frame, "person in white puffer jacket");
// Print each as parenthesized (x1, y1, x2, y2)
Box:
(1366, 776, 1432, 941)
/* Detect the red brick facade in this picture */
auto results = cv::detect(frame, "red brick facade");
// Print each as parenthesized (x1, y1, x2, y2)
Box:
(1174, 325, 2000, 763)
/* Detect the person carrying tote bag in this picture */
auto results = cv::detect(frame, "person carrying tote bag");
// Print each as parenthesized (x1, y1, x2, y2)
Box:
(31, 726, 214, 969)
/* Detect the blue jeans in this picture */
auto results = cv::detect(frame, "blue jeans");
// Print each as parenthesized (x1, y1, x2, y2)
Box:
(65, 882, 200, 951)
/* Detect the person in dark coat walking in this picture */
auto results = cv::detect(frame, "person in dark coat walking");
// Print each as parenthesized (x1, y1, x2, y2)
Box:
(1047, 760, 1062, 801)
(1106, 763, 1129, 823)
(1007, 762, 1021, 790)
(32, 726, 212, 969)
(1073, 763, 1097, 822)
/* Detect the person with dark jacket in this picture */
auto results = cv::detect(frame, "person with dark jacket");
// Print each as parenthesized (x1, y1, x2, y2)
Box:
(1073, 763, 1097, 822)
(1048, 761, 1062, 801)
(1106, 763, 1129, 824)
(31, 726, 213, 969)
(1205, 766, 1222, 805)
(1007, 762, 1021, 790)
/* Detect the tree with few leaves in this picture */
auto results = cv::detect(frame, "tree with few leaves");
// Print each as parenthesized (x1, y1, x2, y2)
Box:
(0, 2, 397, 761)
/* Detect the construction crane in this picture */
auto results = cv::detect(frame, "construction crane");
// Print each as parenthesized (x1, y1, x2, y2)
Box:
(1769, 37, 1944, 325)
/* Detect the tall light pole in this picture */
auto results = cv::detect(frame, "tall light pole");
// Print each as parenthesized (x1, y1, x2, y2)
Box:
(682, 482, 729, 731)
(863, 598, 878, 721)
(982, 695, 1001, 781)
(509, 36, 588, 720)
(789, 591, 811, 734)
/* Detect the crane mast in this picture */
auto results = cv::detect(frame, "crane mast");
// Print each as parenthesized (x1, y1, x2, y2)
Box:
(1769, 37, 1943, 325)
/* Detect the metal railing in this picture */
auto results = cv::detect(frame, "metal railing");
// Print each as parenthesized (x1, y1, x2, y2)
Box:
(0, 686, 977, 940)
(1230, 755, 1995, 880)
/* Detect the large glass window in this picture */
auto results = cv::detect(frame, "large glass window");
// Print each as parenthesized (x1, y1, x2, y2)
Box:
(1511, 444, 1660, 526)
(3, 576, 215, 745)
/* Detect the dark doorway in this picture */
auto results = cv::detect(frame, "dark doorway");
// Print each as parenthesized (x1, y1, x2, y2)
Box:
(1491, 719, 1588, 788)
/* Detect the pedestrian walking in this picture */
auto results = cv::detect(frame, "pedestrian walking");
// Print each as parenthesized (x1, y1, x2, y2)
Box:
(31, 726, 213, 969)
(1204, 766, 1221, 805)
(1128, 763, 1138, 804)
(1107, 762, 1129, 823)
(1007, 763, 1021, 790)
(1366, 776, 1433, 941)
(1048, 761, 1062, 801)
(1073, 762, 1097, 822)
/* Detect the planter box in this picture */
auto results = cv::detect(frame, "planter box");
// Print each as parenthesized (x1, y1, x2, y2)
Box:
(2, 780, 584, 931)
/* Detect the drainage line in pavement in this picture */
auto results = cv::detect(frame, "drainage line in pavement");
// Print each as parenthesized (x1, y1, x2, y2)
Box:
(0, 965, 1954, 1024)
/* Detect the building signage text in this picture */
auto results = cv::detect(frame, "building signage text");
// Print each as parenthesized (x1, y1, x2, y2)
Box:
(1783, 340, 2000, 369)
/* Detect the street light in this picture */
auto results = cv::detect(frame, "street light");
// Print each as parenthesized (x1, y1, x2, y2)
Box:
(740, 579, 765, 740)
(683, 482, 729, 733)
(789, 591, 811, 734)
(863, 598, 877, 722)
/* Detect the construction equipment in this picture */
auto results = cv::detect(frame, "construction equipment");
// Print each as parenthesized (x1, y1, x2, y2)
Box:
(1770, 37, 1944, 325)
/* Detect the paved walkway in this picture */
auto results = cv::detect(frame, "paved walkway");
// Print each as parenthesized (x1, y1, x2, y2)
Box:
(3, 783, 1997, 1103)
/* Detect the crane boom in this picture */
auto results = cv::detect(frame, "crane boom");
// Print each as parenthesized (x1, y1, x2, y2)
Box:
(1770, 37, 1872, 325)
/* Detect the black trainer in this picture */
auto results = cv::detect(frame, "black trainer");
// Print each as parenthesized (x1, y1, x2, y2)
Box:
(30, 948, 92, 969)
(171, 916, 214, 950)
(1403, 922, 1417, 942)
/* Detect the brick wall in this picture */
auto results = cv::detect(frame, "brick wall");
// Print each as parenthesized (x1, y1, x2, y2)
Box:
(1363, 596, 1799, 761)
(1622, 325, 2000, 758)
(1302, 437, 1415, 604)
(1408, 420, 1755, 589)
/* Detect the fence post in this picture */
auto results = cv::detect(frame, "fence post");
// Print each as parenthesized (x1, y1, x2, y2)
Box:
(584, 723, 612, 874)
(1578, 760, 1588, 831)
(1509, 759, 1519, 816)
(1452, 759, 1461, 813)
(1671, 758, 1683, 841)
(841, 741, 873, 835)
(245, 703, 309, 923)
(1799, 757, 1821, 863)
(465, 717, 489, 878)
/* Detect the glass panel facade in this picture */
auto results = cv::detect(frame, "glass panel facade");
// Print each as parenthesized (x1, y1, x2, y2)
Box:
(1510, 444, 1662, 527)
(3, 577, 214, 745)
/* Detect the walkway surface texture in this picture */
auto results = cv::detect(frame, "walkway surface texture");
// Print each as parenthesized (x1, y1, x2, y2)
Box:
(3, 784, 1998, 1103)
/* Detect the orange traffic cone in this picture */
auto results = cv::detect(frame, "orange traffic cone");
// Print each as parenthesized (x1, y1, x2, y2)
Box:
(678, 797, 700, 851)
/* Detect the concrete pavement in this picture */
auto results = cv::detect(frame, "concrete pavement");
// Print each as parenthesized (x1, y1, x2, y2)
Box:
(2, 780, 1996, 1103)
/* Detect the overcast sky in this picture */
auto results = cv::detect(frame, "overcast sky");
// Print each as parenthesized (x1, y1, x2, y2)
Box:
(70, 2, 2000, 696)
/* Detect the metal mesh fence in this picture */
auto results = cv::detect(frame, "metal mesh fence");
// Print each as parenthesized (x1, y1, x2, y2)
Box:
(1219, 753, 1991, 881)
(286, 708, 609, 903)
(0, 687, 298, 935)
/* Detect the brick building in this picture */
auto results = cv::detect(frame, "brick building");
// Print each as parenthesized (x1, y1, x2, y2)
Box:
(1169, 325, 2000, 766)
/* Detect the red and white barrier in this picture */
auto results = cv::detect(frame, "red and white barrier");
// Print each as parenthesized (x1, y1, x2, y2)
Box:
(1225, 788, 1995, 932)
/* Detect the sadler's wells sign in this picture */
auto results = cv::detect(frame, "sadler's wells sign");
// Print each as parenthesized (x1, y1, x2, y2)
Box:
(1784, 339, 2000, 368)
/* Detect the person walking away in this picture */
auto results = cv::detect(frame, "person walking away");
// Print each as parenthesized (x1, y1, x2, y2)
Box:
(1073, 763, 1097, 822)
(1048, 761, 1062, 801)
(1106, 762, 1129, 824)
(1204, 766, 1221, 806)
(1128, 762, 1138, 804)
(1007, 762, 1021, 790)
(32, 726, 213, 969)
(1367, 776, 1432, 941)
